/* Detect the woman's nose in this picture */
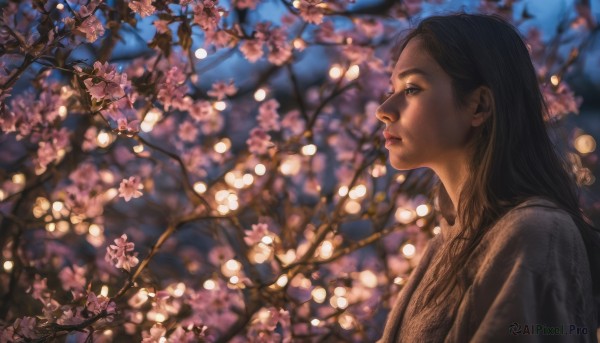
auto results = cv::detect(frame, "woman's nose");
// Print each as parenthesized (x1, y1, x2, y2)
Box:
(376, 103, 397, 124)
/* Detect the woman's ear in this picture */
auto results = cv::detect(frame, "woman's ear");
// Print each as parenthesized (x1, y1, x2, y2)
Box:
(471, 86, 493, 127)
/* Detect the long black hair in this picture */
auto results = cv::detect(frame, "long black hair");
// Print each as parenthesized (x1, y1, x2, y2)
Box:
(394, 13, 600, 320)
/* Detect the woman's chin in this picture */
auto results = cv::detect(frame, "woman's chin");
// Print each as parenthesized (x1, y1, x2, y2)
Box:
(389, 159, 416, 171)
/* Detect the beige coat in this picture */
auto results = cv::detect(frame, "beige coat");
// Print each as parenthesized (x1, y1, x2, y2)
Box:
(379, 197, 598, 343)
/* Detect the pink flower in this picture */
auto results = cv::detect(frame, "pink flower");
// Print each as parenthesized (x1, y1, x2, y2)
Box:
(105, 234, 139, 271)
(257, 99, 281, 131)
(86, 291, 117, 316)
(178, 120, 198, 142)
(299, 0, 324, 24)
(58, 265, 87, 292)
(267, 45, 292, 65)
(208, 245, 234, 266)
(117, 117, 140, 133)
(82, 126, 98, 151)
(27, 275, 48, 302)
(244, 223, 271, 245)
(129, 0, 156, 18)
(57, 308, 85, 325)
(77, 6, 105, 42)
(542, 83, 582, 121)
(13, 317, 36, 339)
(118, 176, 143, 202)
(205, 29, 235, 48)
(141, 323, 166, 343)
(189, 100, 213, 121)
(83, 61, 129, 101)
(281, 110, 305, 135)
(207, 80, 237, 100)
(240, 39, 264, 62)
(0, 324, 16, 342)
(193, 0, 226, 31)
(246, 128, 272, 155)
(157, 67, 188, 111)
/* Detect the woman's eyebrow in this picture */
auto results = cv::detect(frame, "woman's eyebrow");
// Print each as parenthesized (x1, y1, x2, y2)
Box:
(396, 67, 430, 80)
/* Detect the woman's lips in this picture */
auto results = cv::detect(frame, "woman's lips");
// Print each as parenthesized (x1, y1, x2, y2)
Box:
(383, 131, 402, 147)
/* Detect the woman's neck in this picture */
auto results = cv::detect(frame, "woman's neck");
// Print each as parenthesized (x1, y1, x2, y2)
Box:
(431, 156, 470, 226)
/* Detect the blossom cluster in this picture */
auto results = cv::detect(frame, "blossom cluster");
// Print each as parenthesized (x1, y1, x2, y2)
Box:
(0, 0, 597, 342)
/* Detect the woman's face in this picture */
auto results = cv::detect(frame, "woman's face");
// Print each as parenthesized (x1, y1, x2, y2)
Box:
(376, 38, 476, 171)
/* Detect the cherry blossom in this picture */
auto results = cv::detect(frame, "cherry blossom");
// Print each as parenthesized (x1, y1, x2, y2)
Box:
(82, 61, 129, 101)
(299, 0, 324, 24)
(118, 176, 143, 202)
(257, 99, 281, 131)
(193, 0, 226, 32)
(77, 6, 106, 43)
(240, 39, 264, 62)
(58, 265, 87, 292)
(244, 223, 272, 245)
(129, 0, 156, 17)
(178, 120, 199, 142)
(105, 234, 139, 271)
(246, 128, 273, 155)
(141, 323, 167, 343)
(208, 80, 238, 100)
(0, 0, 594, 342)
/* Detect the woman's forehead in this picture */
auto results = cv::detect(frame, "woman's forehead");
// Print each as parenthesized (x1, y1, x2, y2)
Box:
(392, 39, 438, 81)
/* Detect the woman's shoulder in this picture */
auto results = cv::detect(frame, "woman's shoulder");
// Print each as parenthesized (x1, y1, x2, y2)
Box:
(483, 196, 585, 272)
(491, 196, 576, 237)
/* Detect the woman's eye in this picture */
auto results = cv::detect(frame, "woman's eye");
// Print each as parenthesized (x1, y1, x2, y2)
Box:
(404, 87, 419, 95)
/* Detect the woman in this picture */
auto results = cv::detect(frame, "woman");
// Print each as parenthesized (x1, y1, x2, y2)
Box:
(376, 13, 600, 342)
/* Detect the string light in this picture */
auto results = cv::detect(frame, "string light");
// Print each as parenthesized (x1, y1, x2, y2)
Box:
(214, 101, 227, 111)
(254, 163, 266, 175)
(276, 274, 289, 287)
(280, 155, 301, 176)
(97, 131, 111, 148)
(52, 201, 64, 212)
(311, 287, 326, 303)
(574, 134, 596, 154)
(100, 285, 109, 297)
(58, 105, 67, 118)
(338, 186, 349, 197)
(214, 138, 231, 153)
(193, 181, 207, 194)
(194, 48, 208, 59)
(88, 224, 102, 237)
(203, 279, 216, 290)
(402, 243, 416, 258)
(329, 64, 343, 79)
(359, 270, 378, 288)
(254, 88, 267, 101)
(395, 208, 416, 224)
(345, 65, 360, 81)
(344, 200, 361, 214)
(133, 144, 144, 153)
(12, 173, 25, 185)
(416, 204, 430, 217)
(3, 261, 14, 271)
(301, 144, 317, 156)
(318, 240, 333, 259)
